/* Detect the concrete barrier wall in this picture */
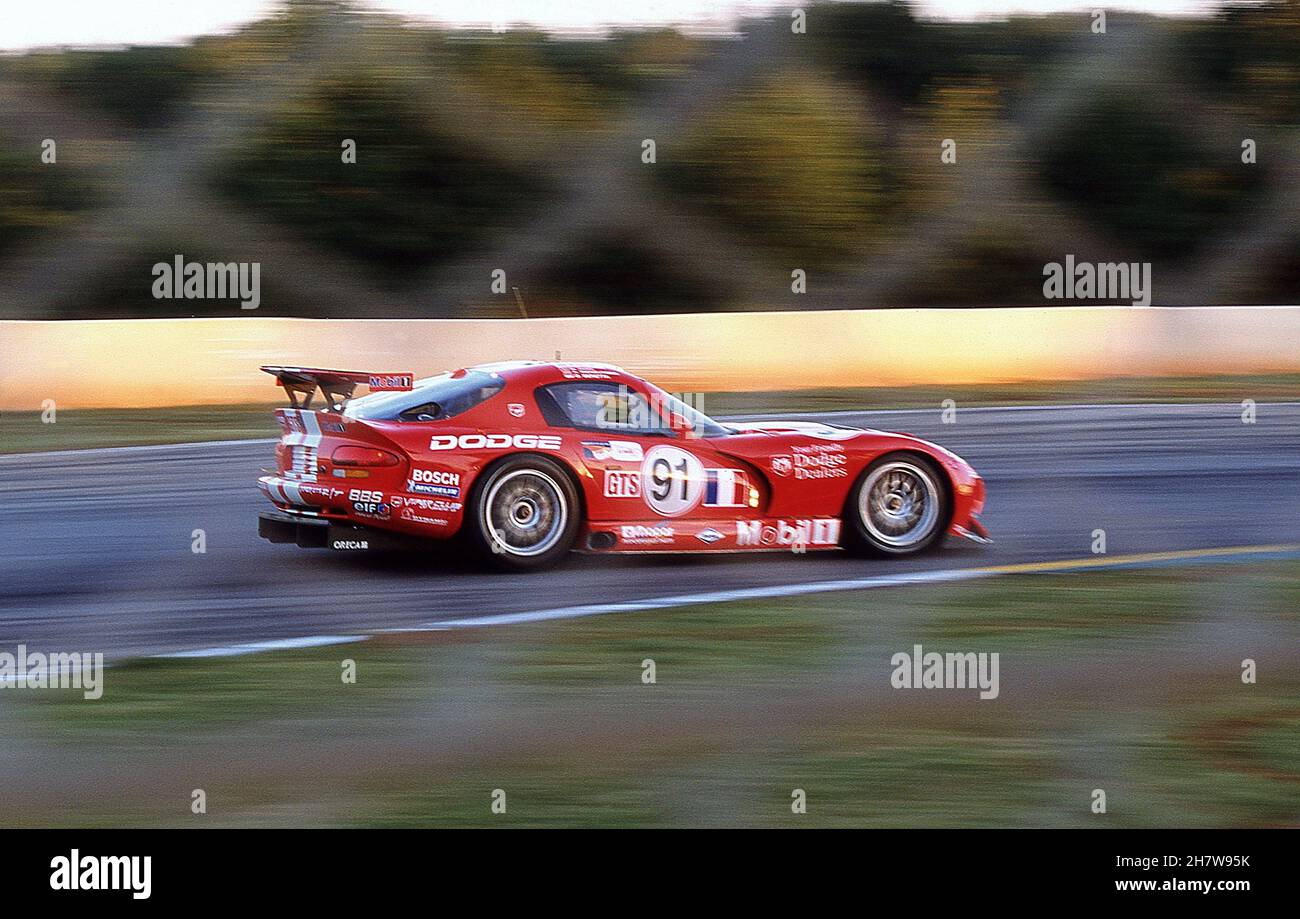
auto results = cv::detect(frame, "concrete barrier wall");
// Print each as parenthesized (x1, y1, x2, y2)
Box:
(1, 306, 1298, 409)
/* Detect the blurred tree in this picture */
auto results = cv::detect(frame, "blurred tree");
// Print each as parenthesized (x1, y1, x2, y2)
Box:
(217, 76, 552, 282)
(438, 32, 622, 131)
(812, 1, 1077, 107)
(661, 71, 889, 269)
(1038, 92, 1267, 260)
(893, 232, 1062, 306)
(813, 0, 936, 105)
(44, 47, 210, 129)
(1178, 0, 1300, 126)
(897, 79, 1005, 214)
(0, 144, 99, 257)
(1, 1, 1297, 317)
(533, 234, 728, 315)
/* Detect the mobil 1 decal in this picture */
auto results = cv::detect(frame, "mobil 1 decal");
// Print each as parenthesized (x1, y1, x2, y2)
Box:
(641, 445, 705, 517)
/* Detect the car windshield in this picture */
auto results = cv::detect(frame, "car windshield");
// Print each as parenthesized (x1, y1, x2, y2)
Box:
(344, 370, 504, 421)
(652, 389, 733, 438)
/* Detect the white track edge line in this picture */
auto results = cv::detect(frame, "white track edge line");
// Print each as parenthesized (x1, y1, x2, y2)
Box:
(147, 545, 1300, 661)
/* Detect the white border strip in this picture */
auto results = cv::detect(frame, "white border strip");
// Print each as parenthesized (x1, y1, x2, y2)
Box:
(0, 437, 278, 461)
(156, 634, 367, 659)
(149, 543, 1300, 660)
(388, 567, 996, 631)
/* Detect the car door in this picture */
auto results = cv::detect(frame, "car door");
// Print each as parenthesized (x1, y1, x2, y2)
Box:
(534, 380, 760, 523)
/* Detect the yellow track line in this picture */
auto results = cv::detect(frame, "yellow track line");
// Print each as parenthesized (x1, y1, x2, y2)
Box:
(976, 543, 1300, 577)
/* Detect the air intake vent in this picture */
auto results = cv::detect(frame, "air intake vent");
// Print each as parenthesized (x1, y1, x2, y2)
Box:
(587, 531, 616, 550)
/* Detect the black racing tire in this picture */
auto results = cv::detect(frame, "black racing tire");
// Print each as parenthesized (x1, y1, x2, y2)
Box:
(466, 454, 581, 571)
(842, 452, 951, 557)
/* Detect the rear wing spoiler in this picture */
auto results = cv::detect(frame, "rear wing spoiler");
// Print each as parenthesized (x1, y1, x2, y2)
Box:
(261, 366, 414, 410)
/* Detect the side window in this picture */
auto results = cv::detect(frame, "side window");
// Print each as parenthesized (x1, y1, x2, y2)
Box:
(536, 383, 669, 435)
(396, 402, 442, 422)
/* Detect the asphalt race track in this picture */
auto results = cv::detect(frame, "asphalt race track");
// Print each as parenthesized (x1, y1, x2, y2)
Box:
(1, 403, 1297, 659)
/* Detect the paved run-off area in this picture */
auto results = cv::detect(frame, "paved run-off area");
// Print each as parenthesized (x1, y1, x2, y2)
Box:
(0, 402, 1296, 658)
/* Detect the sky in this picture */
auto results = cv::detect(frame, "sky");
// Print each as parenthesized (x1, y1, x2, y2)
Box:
(0, 0, 1229, 50)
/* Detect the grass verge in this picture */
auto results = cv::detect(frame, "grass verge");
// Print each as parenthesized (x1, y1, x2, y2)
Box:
(2, 562, 1297, 826)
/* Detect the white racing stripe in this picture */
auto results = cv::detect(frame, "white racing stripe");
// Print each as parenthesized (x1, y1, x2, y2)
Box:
(277, 408, 321, 492)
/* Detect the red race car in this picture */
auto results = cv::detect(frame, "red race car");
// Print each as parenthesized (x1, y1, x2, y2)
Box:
(257, 361, 988, 570)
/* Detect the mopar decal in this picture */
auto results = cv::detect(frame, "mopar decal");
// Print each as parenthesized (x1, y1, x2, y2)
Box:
(619, 524, 673, 544)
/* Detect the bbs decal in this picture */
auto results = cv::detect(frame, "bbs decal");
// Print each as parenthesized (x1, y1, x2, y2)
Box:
(640, 445, 704, 517)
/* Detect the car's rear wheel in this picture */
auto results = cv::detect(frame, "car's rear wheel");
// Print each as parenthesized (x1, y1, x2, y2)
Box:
(468, 455, 580, 570)
(844, 454, 949, 556)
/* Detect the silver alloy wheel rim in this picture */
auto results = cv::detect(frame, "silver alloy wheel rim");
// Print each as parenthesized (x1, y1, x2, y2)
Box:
(859, 461, 940, 549)
(484, 469, 567, 557)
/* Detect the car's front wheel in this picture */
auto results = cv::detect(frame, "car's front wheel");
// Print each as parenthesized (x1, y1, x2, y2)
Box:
(843, 453, 949, 556)
(468, 455, 580, 570)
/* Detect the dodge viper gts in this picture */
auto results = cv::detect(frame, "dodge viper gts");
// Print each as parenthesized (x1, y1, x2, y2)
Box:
(257, 361, 988, 570)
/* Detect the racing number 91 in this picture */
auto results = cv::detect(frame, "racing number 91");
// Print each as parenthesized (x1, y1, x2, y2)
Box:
(641, 445, 704, 516)
(650, 456, 686, 501)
